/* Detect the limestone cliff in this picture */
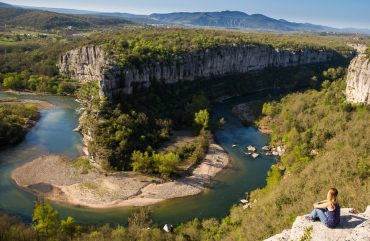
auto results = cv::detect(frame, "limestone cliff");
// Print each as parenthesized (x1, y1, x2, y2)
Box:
(58, 44, 337, 101)
(346, 49, 370, 104)
(265, 206, 370, 241)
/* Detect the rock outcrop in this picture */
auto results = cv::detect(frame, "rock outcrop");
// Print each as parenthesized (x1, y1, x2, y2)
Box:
(346, 49, 370, 104)
(265, 206, 370, 241)
(59, 44, 337, 101)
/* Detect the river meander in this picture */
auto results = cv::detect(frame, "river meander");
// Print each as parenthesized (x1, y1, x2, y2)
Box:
(0, 91, 275, 226)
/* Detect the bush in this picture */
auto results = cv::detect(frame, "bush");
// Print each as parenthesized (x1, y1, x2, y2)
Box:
(72, 156, 92, 174)
(262, 101, 281, 117)
(32, 202, 60, 236)
(131, 151, 179, 179)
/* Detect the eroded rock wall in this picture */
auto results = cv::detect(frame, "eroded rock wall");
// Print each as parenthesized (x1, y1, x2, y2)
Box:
(346, 53, 370, 104)
(59, 44, 337, 101)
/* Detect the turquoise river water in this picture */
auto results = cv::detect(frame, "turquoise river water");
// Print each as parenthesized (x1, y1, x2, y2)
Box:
(0, 91, 275, 226)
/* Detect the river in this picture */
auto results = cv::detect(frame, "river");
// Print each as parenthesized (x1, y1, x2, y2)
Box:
(0, 91, 275, 226)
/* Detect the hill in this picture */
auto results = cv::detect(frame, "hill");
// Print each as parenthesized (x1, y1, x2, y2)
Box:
(0, 4, 132, 30)
(0, 2, 13, 8)
(149, 11, 333, 32)
(149, 11, 370, 34)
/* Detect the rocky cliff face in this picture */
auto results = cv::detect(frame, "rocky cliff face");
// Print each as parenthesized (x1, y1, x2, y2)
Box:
(346, 52, 370, 104)
(59, 44, 337, 101)
(265, 206, 370, 241)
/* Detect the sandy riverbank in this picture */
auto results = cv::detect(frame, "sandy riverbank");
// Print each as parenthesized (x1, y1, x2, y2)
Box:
(0, 98, 54, 109)
(11, 142, 229, 208)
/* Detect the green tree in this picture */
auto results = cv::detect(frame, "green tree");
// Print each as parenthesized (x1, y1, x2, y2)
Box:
(32, 202, 59, 236)
(262, 101, 281, 117)
(131, 151, 153, 174)
(2, 75, 25, 89)
(195, 109, 209, 130)
(153, 151, 179, 179)
(60, 216, 76, 237)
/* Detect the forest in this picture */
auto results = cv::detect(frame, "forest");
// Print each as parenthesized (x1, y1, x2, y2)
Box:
(77, 80, 212, 176)
(0, 33, 79, 94)
(85, 28, 356, 68)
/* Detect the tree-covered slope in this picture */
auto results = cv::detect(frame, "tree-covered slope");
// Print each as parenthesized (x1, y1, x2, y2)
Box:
(0, 100, 39, 146)
(210, 68, 370, 241)
(0, 7, 132, 30)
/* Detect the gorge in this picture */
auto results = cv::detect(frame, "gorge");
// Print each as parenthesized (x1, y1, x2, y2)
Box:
(1, 22, 369, 240)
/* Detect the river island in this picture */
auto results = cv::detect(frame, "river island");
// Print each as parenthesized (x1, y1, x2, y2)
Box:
(12, 141, 229, 208)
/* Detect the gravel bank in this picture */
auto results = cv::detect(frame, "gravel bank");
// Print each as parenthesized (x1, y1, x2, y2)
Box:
(11, 142, 229, 208)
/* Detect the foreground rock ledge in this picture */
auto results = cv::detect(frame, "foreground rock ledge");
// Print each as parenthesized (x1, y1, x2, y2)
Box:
(11, 142, 229, 208)
(265, 206, 370, 241)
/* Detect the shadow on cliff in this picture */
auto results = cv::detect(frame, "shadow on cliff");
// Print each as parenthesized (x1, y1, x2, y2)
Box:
(337, 214, 367, 229)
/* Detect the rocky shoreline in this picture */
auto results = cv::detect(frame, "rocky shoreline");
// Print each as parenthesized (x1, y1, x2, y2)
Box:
(11, 142, 229, 208)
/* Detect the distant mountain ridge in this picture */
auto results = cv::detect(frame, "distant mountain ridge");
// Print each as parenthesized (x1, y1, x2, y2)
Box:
(0, 2, 13, 8)
(2, 2, 370, 34)
(149, 11, 336, 32)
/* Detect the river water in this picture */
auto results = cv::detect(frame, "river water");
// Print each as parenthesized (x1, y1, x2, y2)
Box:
(0, 91, 275, 226)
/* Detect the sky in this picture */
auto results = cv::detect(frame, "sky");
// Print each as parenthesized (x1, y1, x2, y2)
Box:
(4, 0, 370, 29)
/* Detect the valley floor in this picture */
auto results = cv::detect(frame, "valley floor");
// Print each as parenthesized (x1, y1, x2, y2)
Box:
(11, 142, 229, 208)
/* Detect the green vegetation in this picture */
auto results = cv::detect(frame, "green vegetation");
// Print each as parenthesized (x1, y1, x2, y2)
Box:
(0, 37, 73, 76)
(78, 52, 347, 172)
(299, 226, 313, 241)
(262, 67, 348, 170)
(0, 71, 78, 94)
(205, 67, 369, 240)
(0, 202, 77, 240)
(78, 80, 211, 172)
(72, 156, 92, 174)
(194, 109, 209, 130)
(0, 204, 173, 241)
(0, 33, 80, 94)
(131, 129, 210, 178)
(262, 101, 281, 117)
(366, 47, 370, 59)
(0, 101, 39, 146)
(131, 151, 180, 179)
(79, 29, 358, 69)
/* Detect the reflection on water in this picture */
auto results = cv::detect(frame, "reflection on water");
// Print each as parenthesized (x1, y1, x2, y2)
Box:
(0, 91, 275, 225)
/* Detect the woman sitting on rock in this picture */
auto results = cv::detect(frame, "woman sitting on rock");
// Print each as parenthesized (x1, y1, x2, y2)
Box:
(306, 187, 340, 228)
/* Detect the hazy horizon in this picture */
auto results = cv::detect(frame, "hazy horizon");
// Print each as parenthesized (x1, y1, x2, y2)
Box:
(3, 0, 370, 29)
